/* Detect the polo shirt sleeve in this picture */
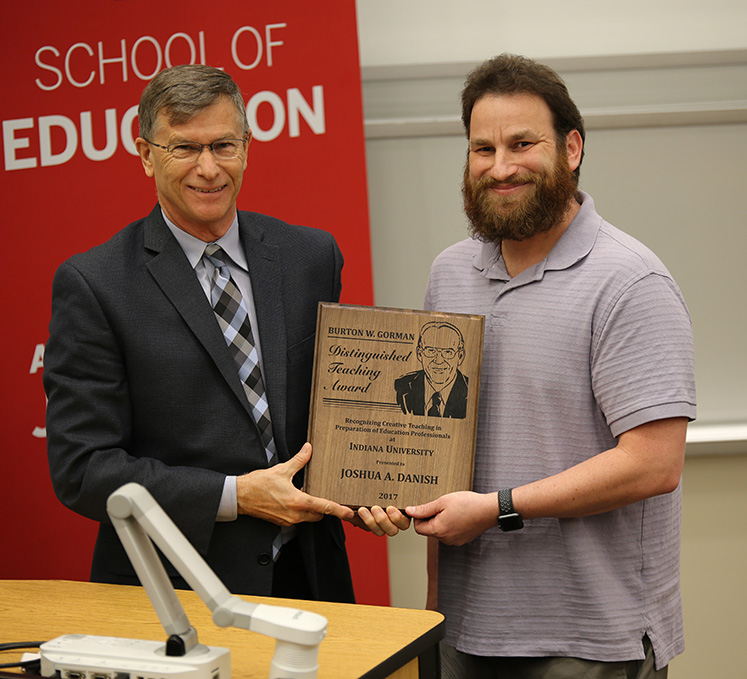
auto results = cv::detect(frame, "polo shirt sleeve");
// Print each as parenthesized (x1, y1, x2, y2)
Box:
(590, 271, 697, 438)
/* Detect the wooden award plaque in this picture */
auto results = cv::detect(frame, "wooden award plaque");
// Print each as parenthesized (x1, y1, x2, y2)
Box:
(304, 303, 484, 509)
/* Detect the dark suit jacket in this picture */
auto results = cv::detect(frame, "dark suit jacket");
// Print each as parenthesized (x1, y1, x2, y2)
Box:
(44, 205, 354, 602)
(394, 370, 469, 419)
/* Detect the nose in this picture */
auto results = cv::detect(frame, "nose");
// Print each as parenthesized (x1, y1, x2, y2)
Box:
(486, 150, 518, 182)
(194, 146, 221, 178)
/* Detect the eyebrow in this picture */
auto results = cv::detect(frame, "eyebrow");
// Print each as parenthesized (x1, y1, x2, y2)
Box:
(469, 137, 492, 148)
(508, 129, 539, 142)
(166, 130, 241, 142)
(470, 129, 540, 147)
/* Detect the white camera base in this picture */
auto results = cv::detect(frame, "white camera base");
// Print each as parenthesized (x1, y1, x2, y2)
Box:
(39, 484, 327, 679)
(40, 634, 230, 679)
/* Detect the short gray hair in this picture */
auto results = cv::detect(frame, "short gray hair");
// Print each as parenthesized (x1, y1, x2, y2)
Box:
(138, 64, 248, 139)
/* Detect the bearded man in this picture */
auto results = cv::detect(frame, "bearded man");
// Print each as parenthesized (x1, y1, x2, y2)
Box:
(402, 54, 696, 679)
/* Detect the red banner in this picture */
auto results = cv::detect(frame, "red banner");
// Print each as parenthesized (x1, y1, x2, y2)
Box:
(1, 1, 387, 605)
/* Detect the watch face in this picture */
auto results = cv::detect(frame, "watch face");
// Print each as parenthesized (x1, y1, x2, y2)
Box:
(499, 512, 524, 531)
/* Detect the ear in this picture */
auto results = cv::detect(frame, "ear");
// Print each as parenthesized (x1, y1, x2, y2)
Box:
(135, 137, 155, 178)
(565, 129, 583, 173)
(240, 135, 250, 172)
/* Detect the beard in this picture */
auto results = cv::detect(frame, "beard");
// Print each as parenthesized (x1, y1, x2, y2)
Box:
(462, 148, 579, 243)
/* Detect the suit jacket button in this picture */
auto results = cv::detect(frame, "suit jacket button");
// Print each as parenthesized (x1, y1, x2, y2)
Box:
(258, 552, 272, 566)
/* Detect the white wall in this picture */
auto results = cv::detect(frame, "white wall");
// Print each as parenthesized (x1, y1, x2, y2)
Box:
(356, 3, 747, 678)
(356, 0, 747, 67)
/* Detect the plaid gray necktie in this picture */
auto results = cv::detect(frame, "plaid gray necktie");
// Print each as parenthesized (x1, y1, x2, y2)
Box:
(203, 243, 276, 464)
(204, 243, 288, 558)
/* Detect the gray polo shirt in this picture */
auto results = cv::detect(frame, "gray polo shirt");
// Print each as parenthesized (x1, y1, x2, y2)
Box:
(425, 192, 695, 668)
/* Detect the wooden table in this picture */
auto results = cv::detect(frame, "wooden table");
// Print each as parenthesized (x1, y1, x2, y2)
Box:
(0, 581, 443, 679)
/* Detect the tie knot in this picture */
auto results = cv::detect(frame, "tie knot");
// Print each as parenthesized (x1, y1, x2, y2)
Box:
(203, 244, 231, 278)
(204, 242, 226, 263)
(428, 391, 442, 417)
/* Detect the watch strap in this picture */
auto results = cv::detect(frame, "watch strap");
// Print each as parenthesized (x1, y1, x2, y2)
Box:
(498, 488, 514, 516)
(497, 487, 524, 531)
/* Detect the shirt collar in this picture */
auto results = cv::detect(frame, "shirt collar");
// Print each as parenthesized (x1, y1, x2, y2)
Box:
(472, 191, 600, 280)
(425, 374, 455, 405)
(162, 210, 248, 271)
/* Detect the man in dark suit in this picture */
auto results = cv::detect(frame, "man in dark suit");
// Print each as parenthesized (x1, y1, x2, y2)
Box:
(394, 321, 469, 419)
(43, 65, 394, 601)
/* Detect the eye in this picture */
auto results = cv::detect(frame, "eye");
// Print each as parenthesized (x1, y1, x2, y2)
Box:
(213, 141, 236, 151)
(513, 140, 534, 150)
(213, 140, 244, 158)
(471, 145, 494, 156)
(169, 143, 201, 159)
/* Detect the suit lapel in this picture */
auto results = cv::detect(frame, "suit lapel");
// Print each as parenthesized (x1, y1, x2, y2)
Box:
(444, 371, 468, 418)
(238, 213, 290, 459)
(406, 371, 427, 415)
(142, 208, 253, 416)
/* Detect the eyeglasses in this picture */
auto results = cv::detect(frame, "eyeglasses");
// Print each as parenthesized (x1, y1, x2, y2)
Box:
(420, 347, 459, 360)
(144, 134, 251, 161)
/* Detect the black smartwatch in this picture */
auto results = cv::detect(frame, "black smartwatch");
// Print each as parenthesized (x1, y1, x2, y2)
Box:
(497, 488, 524, 532)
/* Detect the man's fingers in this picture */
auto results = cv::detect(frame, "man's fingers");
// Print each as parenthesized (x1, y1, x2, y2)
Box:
(303, 494, 355, 522)
(386, 506, 412, 530)
(406, 500, 439, 519)
(357, 506, 386, 536)
(321, 499, 355, 521)
(412, 516, 436, 537)
(356, 505, 410, 536)
(281, 442, 313, 476)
